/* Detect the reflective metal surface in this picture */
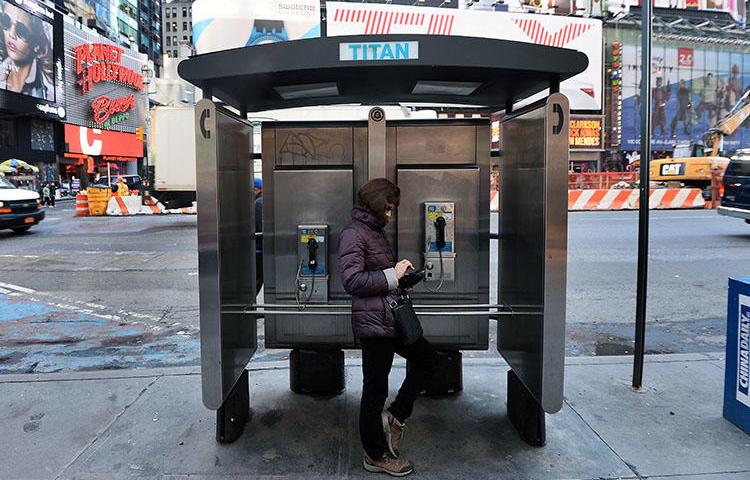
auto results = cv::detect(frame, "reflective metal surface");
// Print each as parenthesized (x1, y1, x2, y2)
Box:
(196, 100, 256, 410)
(397, 166, 489, 348)
(262, 119, 489, 349)
(497, 94, 569, 413)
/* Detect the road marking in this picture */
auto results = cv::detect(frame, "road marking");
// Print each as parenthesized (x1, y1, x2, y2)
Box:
(0, 281, 198, 334)
(0, 255, 40, 259)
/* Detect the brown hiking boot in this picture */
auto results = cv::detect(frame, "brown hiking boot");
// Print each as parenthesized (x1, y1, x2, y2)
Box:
(381, 410, 406, 457)
(363, 453, 414, 477)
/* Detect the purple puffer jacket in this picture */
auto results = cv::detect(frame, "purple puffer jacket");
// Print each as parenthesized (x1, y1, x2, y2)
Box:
(339, 207, 400, 338)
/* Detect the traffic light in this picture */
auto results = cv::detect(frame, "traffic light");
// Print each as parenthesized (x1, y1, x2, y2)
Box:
(135, 127, 145, 142)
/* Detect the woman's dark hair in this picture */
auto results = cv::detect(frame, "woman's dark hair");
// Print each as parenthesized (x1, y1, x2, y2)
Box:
(356, 178, 400, 217)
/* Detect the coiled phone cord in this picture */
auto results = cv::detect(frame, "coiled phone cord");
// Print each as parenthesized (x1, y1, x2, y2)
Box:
(294, 262, 316, 310)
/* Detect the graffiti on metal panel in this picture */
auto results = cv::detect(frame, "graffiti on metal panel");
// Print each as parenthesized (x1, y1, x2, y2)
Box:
(278, 131, 346, 165)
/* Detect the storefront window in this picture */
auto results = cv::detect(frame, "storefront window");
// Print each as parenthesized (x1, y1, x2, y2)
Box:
(0, 119, 16, 148)
(30, 120, 55, 152)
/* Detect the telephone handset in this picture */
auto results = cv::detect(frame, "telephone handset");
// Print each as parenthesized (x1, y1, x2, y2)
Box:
(306, 238, 318, 273)
(295, 225, 329, 307)
(434, 216, 447, 251)
(423, 202, 455, 284)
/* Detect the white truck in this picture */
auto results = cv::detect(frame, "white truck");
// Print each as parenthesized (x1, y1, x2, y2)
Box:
(149, 106, 197, 209)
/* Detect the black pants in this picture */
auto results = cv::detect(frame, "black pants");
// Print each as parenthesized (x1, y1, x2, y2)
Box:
(359, 336, 438, 460)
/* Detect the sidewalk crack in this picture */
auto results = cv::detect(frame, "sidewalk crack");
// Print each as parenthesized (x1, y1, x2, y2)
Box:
(564, 398, 644, 479)
(54, 375, 160, 480)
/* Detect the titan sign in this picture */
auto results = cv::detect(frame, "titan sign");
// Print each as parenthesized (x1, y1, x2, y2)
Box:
(339, 41, 418, 61)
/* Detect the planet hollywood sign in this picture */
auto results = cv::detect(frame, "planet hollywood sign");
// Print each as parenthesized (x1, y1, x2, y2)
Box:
(72, 43, 144, 129)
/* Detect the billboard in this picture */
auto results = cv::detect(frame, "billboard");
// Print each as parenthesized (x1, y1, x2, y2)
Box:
(63, 19, 148, 133)
(326, 2, 603, 111)
(607, 0, 746, 23)
(192, 0, 321, 55)
(0, 0, 65, 120)
(64, 124, 143, 158)
(570, 115, 603, 150)
(619, 41, 750, 153)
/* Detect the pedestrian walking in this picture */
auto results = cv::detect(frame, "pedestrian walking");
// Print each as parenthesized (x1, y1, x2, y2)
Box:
(49, 182, 56, 207)
(41, 183, 51, 207)
(338, 178, 438, 477)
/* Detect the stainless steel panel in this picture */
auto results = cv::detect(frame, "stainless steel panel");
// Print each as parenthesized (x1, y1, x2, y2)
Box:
(196, 100, 256, 410)
(497, 94, 569, 414)
(397, 167, 489, 349)
(395, 125, 477, 165)
(368, 108, 387, 179)
(265, 169, 354, 346)
(274, 127, 354, 167)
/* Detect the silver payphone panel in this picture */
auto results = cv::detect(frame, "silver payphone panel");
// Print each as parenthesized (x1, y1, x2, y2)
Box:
(423, 202, 456, 282)
(497, 94, 569, 414)
(295, 225, 328, 304)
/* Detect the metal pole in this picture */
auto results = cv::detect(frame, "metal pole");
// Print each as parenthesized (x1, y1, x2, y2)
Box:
(633, 3, 652, 389)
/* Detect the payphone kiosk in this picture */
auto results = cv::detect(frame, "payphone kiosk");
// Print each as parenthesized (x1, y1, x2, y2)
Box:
(180, 34, 586, 446)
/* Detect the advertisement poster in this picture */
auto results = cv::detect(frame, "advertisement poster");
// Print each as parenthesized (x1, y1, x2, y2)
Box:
(0, 0, 64, 119)
(63, 20, 148, 133)
(192, 0, 320, 55)
(326, 2, 603, 111)
(620, 42, 750, 153)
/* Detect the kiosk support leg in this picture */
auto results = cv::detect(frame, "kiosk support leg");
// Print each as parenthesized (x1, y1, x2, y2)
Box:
(290, 349, 345, 395)
(507, 369, 546, 447)
(216, 369, 249, 443)
(409, 350, 463, 395)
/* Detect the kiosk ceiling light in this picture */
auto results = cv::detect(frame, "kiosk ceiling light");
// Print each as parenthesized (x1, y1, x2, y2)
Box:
(274, 83, 340, 100)
(412, 81, 482, 96)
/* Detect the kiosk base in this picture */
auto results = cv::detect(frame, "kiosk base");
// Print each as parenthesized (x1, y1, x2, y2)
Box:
(507, 369, 546, 446)
(409, 350, 463, 395)
(216, 369, 249, 444)
(290, 349, 345, 395)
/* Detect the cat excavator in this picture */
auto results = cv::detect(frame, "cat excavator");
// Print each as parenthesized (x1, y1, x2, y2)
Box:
(646, 89, 750, 189)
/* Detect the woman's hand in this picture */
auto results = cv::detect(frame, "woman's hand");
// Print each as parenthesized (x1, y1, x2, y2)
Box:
(394, 259, 414, 279)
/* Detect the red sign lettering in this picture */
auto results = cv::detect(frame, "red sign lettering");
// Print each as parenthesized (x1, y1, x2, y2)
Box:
(73, 43, 144, 95)
(91, 95, 136, 125)
(678, 48, 694, 67)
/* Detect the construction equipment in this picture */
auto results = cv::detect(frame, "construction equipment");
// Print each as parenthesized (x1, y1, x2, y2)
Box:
(647, 90, 750, 189)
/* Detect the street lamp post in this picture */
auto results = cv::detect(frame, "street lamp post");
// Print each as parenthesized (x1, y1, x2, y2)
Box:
(141, 63, 155, 201)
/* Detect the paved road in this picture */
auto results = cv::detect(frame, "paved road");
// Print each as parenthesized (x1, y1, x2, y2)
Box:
(0, 203, 748, 371)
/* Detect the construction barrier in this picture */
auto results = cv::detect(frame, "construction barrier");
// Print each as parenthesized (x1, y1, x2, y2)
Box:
(568, 188, 705, 211)
(569, 172, 639, 190)
(75, 193, 89, 216)
(86, 186, 112, 216)
(105, 196, 165, 216)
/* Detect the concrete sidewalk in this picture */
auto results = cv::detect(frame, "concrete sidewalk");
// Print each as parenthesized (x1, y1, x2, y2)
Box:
(1, 353, 748, 480)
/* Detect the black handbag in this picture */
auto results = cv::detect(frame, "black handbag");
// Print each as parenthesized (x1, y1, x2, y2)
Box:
(387, 294, 423, 346)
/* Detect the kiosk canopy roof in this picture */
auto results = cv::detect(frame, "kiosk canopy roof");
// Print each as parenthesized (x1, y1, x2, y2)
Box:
(178, 35, 588, 112)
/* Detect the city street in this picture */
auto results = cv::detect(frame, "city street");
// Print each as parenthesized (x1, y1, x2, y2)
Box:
(1, 203, 747, 373)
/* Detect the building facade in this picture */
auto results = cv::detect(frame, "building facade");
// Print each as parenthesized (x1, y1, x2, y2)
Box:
(604, 8, 750, 171)
(161, 0, 191, 59)
(61, 15, 149, 186)
(62, 0, 161, 69)
(0, 0, 66, 187)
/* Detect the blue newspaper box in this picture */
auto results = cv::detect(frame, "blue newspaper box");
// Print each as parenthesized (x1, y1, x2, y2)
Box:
(723, 277, 750, 435)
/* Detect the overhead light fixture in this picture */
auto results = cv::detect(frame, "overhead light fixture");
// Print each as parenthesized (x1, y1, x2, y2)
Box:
(412, 81, 481, 96)
(274, 82, 339, 100)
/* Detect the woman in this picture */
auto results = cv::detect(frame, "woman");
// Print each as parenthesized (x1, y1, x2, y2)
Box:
(0, 1, 53, 101)
(339, 178, 438, 477)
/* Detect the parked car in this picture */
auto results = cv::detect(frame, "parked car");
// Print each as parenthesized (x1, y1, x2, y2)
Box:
(0, 175, 44, 234)
(718, 156, 750, 224)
